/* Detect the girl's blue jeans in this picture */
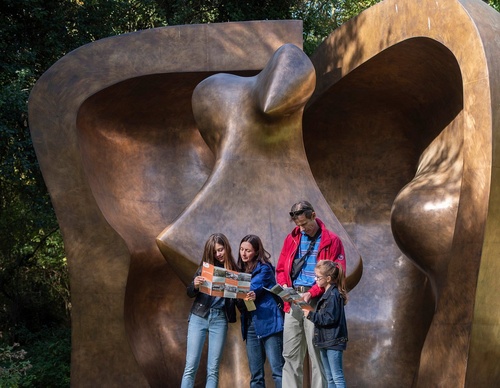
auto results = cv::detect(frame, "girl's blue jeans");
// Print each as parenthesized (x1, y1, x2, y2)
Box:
(320, 348, 346, 388)
(181, 308, 228, 388)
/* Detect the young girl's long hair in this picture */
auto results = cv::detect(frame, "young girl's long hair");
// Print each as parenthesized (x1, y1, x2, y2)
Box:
(316, 260, 348, 304)
(200, 233, 238, 271)
(237, 234, 271, 273)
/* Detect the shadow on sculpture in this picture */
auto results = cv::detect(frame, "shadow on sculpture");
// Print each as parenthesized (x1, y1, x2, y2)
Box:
(28, 0, 500, 387)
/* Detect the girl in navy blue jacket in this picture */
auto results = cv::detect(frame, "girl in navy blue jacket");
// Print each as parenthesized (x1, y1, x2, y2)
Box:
(302, 260, 348, 388)
(237, 234, 284, 388)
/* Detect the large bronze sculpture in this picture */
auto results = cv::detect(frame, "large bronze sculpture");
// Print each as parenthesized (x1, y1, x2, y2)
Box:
(155, 43, 362, 290)
(28, 0, 500, 386)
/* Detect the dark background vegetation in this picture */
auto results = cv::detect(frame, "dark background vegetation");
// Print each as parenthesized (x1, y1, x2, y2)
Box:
(1, 0, 498, 386)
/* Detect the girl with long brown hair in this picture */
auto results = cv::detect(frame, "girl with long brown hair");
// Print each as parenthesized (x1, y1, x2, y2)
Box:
(181, 233, 238, 388)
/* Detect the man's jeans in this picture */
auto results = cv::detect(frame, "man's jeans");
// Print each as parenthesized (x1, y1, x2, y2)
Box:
(320, 348, 345, 388)
(181, 308, 228, 388)
(245, 322, 284, 388)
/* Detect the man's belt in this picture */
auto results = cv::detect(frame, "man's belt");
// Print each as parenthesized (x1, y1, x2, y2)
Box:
(294, 286, 312, 293)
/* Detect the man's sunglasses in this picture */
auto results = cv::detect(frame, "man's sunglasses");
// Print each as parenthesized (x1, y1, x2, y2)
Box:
(289, 208, 312, 218)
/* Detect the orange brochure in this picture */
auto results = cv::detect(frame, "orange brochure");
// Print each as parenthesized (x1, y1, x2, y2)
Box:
(199, 262, 252, 299)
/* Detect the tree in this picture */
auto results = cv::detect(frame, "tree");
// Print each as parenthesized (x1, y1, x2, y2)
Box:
(0, 0, 169, 330)
(488, 0, 500, 11)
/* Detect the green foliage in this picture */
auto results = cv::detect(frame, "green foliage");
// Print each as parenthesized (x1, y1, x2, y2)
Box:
(0, 61, 68, 332)
(18, 327, 71, 388)
(0, 0, 169, 332)
(291, 1, 338, 55)
(0, 338, 33, 388)
(158, 0, 298, 24)
(0, 61, 65, 334)
(292, 0, 384, 54)
(0, 328, 70, 388)
(487, 0, 500, 11)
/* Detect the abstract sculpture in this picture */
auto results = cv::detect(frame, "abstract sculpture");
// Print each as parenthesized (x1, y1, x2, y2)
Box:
(156, 43, 362, 290)
(28, 0, 500, 387)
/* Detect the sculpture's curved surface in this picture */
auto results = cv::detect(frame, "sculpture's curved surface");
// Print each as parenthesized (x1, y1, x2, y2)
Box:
(29, 21, 305, 387)
(306, 0, 500, 386)
(156, 43, 362, 290)
(28, 0, 500, 387)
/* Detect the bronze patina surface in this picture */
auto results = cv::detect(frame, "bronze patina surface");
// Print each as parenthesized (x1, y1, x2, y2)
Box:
(305, 0, 500, 386)
(155, 43, 362, 290)
(28, 0, 500, 386)
(29, 21, 304, 387)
